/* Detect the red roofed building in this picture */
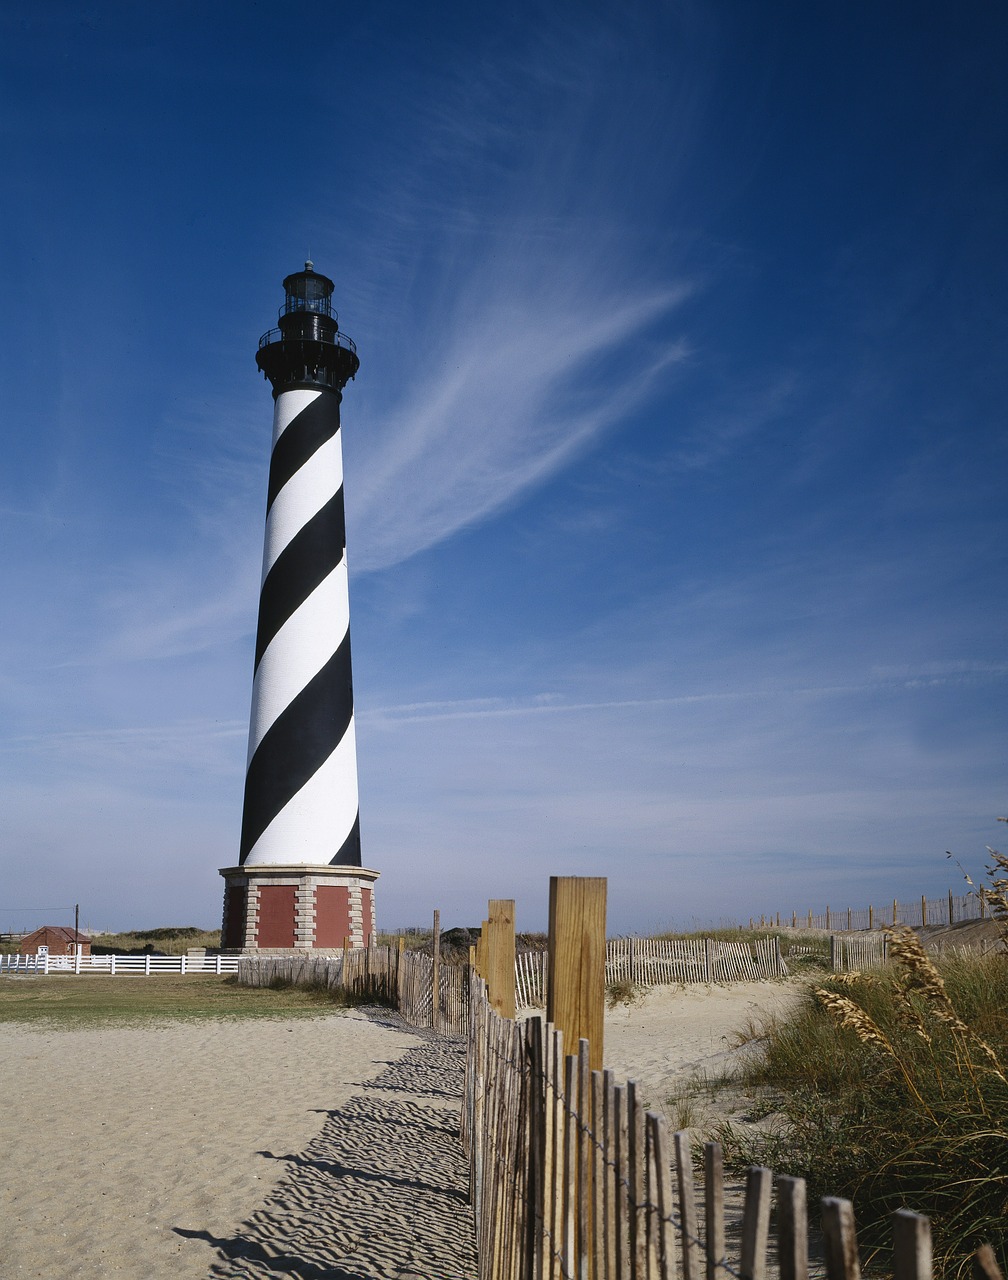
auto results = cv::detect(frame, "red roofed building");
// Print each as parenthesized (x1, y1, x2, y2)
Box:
(20, 926, 90, 957)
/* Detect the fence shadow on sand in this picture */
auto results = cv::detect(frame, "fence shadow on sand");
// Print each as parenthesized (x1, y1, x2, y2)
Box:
(175, 1030, 477, 1280)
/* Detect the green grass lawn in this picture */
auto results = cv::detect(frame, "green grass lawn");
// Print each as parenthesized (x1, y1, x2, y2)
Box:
(0, 973, 350, 1026)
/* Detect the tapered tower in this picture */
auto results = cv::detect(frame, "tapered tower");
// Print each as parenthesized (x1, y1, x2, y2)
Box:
(220, 264, 378, 951)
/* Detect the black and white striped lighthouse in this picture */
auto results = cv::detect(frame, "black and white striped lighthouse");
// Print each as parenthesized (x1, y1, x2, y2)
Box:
(220, 264, 378, 951)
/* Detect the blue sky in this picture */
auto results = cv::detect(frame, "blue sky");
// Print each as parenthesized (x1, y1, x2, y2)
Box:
(1, 2, 1005, 935)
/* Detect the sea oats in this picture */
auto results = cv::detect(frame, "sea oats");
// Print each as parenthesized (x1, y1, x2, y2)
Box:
(887, 927, 978, 1046)
(891, 978, 933, 1045)
(815, 988, 891, 1052)
(831, 971, 870, 987)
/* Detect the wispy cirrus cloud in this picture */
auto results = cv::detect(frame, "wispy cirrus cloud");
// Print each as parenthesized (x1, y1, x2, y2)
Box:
(349, 282, 691, 571)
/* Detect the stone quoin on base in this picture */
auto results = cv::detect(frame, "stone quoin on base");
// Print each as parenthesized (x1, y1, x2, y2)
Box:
(221, 263, 378, 952)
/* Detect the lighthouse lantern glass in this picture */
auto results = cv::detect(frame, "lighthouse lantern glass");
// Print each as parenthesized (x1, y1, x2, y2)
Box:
(282, 270, 333, 320)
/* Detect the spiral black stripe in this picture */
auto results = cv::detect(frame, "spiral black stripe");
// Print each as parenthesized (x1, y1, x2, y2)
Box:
(330, 813, 362, 866)
(265, 394, 340, 515)
(253, 487, 347, 672)
(239, 632, 357, 863)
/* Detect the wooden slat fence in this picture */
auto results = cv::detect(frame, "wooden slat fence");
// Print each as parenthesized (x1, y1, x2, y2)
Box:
(608, 935, 787, 984)
(237, 934, 795, 1026)
(463, 973, 994, 1280)
(830, 931, 889, 972)
(237, 945, 471, 1036)
(788, 889, 986, 932)
(516, 937, 789, 1009)
(517, 949, 547, 1008)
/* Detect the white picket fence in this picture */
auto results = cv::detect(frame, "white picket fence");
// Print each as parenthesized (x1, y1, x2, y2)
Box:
(0, 952, 239, 975)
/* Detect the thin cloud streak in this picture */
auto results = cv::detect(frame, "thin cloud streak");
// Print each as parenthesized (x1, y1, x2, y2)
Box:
(367, 664, 1008, 725)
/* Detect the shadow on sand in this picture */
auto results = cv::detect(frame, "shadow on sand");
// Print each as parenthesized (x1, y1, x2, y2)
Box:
(174, 1033, 477, 1279)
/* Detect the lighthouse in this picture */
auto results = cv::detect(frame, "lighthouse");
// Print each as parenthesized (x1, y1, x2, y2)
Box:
(220, 264, 378, 951)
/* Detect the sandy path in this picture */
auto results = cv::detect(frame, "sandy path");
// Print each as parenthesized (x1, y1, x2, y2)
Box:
(0, 1008, 476, 1279)
(0, 979, 804, 1279)
(604, 979, 805, 1118)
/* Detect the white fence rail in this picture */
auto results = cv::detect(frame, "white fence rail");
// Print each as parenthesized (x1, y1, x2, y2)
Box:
(0, 952, 239, 975)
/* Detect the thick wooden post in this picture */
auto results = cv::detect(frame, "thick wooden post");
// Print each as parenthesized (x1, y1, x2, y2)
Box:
(546, 876, 606, 1073)
(922, 895, 927, 928)
(948, 889, 954, 926)
(475, 920, 488, 979)
(486, 898, 516, 1019)
(431, 908, 441, 1032)
(397, 934, 405, 1006)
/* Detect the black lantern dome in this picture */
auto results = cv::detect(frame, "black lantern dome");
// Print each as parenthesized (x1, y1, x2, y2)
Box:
(256, 261, 359, 396)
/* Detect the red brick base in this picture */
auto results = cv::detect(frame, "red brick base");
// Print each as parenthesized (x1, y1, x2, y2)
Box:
(219, 865, 379, 952)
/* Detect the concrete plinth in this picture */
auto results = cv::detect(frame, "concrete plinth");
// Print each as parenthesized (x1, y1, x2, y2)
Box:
(219, 864, 379, 952)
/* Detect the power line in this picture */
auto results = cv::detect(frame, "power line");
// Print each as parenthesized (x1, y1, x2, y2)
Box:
(0, 907, 75, 912)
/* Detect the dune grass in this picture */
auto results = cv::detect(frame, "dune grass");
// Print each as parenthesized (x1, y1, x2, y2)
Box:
(0, 973, 354, 1025)
(719, 931, 1008, 1277)
(89, 925, 222, 955)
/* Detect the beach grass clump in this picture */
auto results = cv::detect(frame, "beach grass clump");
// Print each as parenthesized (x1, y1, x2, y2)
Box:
(721, 931, 1008, 1277)
(90, 926, 221, 955)
(606, 978, 643, 1009)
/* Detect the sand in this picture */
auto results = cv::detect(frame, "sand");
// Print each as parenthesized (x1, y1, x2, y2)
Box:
(0, 1007, 476, 1279)
(0, 979, 804, 1278)
(604, 978, 804, 1117)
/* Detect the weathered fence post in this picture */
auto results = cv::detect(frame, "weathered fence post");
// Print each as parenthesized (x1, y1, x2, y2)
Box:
(973, 1244, 1005, 1280)
(486, 898, 516, 1020)
(892, 1209, 932, 1280)
(705, 1141, 726, 1280)
(547, 876, 606, 1072)
(777, 1176, 809, 1280)
(822, 1197, 861, 1280)
(740, 1165, 772, 1280)
(675, 1128, 700, 1280)
(431, 908, 441, 1032)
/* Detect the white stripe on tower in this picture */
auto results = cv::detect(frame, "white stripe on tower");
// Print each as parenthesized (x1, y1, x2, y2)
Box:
(239, 275, 362, 868)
